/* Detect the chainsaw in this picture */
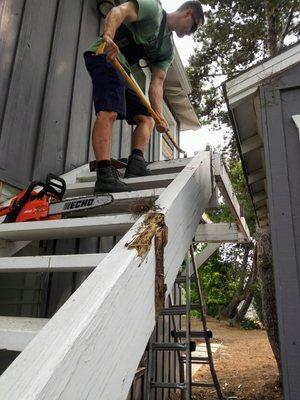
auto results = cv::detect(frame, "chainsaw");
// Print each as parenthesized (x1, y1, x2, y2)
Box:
(0, 174, 113, 224)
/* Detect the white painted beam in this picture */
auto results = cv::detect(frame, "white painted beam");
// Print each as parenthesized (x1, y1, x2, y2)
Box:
(212, 154, 251, 242)
(195, 223, 247, 243)
(240, 135, 263, 155)
(194, 243, 220, 271)
(0, 317, 49, 352)
(0, 151, 212, 400)
(0, 214, 136, 241)
(0, 254, 107, 273)
(66, 173, 177, 197)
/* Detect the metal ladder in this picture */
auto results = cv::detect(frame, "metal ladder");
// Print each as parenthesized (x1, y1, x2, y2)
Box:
(146, 245, 223, 400)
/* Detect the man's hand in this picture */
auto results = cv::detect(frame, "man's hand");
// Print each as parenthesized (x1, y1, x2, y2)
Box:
(103, 35, 120, 62)
(155, 114, 169, 133)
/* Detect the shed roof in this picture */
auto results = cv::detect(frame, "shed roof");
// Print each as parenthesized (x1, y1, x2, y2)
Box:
(223, 40, 300, 229)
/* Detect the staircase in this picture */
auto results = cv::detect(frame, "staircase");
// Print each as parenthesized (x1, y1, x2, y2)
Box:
(0, 151, 250, 399)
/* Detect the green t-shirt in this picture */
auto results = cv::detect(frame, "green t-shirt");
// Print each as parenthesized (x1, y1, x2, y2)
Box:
(86, 0, 174, 73)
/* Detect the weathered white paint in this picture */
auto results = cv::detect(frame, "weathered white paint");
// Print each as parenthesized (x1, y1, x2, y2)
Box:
(226, 42, 300, 106)
(0, 317, 49, 352)
(212, 154, 251, 242)
(0, 151, 212, 400)
(66, 173, 178, 197)
(292, 115, 300, 140)
(0, 254, 107, 273)
(0, 214, 136, 241)
(195, 223, 246, 243)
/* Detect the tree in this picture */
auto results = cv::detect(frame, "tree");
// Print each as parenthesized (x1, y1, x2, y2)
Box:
(187, 0, 300, 127)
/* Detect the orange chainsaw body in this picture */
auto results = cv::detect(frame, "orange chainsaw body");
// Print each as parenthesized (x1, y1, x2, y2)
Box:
(0, 174, 65, 223)
(0, 190, 62, 222)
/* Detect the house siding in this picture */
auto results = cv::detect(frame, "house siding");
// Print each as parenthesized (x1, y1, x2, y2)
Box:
(261, 62, 300, 400)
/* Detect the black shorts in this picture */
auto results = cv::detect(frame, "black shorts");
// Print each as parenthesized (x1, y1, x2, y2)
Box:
(84, 52, 152, 125)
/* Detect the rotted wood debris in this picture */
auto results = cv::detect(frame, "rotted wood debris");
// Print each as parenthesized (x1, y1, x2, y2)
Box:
(127, 212, 168, 318)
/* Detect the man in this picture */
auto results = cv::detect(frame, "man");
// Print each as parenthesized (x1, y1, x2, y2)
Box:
(84, 0, 204, 194)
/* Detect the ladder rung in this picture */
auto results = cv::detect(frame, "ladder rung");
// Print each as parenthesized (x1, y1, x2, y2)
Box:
(175, 275, 196, 284)
(151, 382, 186, 390)
(182, 356, 210, 364)
(171, 330, 213, 339)
(175, 276, 187, 283)
(151, 343, 187, 351)
(151, 342, 196, 352)
(192, 382, 215, 388)
(160, 305, 201, 315)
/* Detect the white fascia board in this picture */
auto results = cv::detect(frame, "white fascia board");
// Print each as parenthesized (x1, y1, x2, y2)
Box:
(225, 42, 300, 105)
(171, 45, 192, 94)
(164, 45, 200, 131)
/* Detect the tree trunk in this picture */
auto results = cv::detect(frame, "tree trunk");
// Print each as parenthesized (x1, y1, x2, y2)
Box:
(256, 229, 281, 379)
(235, 245, 258, 323)
(264, 0, 278, 56)
(220, 245, 250, 319)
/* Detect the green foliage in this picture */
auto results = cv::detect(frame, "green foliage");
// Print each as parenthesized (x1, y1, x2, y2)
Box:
(198, 253, 239, 317)
(239, 317, 262, 330)
(186, 0, 300, 127)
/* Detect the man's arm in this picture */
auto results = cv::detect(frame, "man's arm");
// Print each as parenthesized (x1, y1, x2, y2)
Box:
(103, 2, 138, 61)
(149, 68, 169, 133)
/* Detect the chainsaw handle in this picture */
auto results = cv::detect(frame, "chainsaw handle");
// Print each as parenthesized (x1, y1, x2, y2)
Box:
(38, 174, 66, 201)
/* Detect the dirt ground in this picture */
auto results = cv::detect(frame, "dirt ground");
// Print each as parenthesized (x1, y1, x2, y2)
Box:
(190, 317, 283, 400)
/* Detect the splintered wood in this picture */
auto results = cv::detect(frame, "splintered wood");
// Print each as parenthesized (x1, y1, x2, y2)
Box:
(127, 212, 168, 318)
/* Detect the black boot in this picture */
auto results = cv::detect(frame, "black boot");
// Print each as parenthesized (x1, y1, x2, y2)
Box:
(94, 165, 131, 194)
(124, 154, 152, 178)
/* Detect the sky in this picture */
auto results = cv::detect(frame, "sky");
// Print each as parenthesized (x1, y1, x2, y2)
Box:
(160, 0, 225, 156)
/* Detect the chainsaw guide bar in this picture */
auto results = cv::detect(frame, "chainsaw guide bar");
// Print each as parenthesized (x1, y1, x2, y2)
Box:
(49, 194, 113, 216)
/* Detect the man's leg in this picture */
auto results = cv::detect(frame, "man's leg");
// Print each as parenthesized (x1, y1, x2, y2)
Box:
(92, 110, 117, 161)
(124, 115, 155, 178)
(84, 52, 131, 193)
(131, 115, 155, 155)
(93, 111, 131, 193)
